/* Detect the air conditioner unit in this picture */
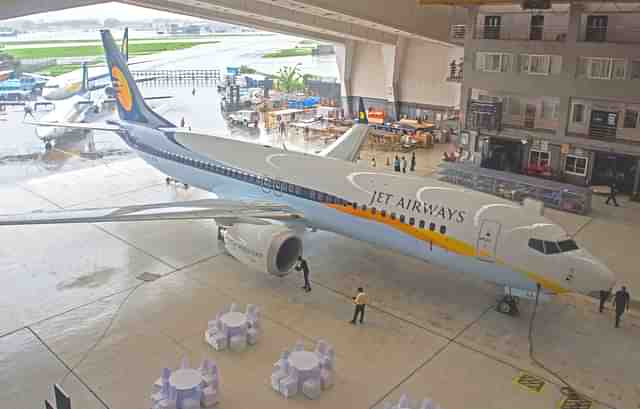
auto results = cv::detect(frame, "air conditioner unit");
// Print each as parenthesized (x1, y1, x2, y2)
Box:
(521, 0, 551, 9)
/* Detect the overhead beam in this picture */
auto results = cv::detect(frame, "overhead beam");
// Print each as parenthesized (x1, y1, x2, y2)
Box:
(125, 0, 398, 44)
(0, 0, 107, 20)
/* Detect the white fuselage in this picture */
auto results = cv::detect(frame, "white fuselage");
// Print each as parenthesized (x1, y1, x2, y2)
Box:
(41, 68, 110, 101)
(119, 123, 615, 296)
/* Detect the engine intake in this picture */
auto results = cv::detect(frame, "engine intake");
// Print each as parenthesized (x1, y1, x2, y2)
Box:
(223, 224, 302, 276)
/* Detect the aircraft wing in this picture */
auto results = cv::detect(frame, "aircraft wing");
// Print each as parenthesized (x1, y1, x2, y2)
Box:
(0, 101, 27, 107)
(102, 95, 173, 104)
(0, 199, 301, 226)
(318, 124, 370, 162)
(24, 121, 121, 132)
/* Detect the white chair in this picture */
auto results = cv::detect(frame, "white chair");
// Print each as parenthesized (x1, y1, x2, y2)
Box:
(247, 327, 258, 345)
(294, 340, 305, 351)
(201, 385, 219, 408)
(153, 367, 171, 392)
(271, 366, 288, 392)
(229, 334, 247, 352)
(398, 394, 410, 409)
(302, 378, 321, 400)
(210, 331, 228, 351)
(315, 339, 328, 357)
(179, 356, 189, 369)
(273, 351, 290, 373)
(156, 386, 178, 409)
(229, 303, 237, 312)
(320, 368, 333, 390)
(279, 367, 299, 398)
(420, 398, 435, 409)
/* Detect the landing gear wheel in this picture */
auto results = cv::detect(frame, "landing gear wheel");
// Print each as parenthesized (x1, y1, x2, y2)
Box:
(496, 295, 519, 316)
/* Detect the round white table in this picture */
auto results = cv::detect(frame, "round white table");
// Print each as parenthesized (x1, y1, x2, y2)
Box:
(169, 368, 202, 409)
(288, 351, 320, 383)
(220, 311, 248, 336)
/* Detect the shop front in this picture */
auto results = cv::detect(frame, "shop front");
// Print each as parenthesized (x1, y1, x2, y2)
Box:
(591, 151, 638, 193)
(482, 136, 525, 173)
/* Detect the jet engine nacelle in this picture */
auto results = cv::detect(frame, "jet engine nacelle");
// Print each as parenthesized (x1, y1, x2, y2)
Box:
(223, 224, 303, 277)
(104, 86, 115, 97)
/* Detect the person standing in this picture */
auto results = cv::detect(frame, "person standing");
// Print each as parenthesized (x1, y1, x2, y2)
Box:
(23, 104, 35, 120)
(613, 286, 630, 328)
(180, 117, 186, 128)
(394, 155, 401, 172)
(401, 156, 407, 173)
(192, 87, 196, 96)
(350, 287, 368, 324)
(295, 256, 311, 292)
(410, 151, 416, 172)
(371, 157, 376, 167)
(599, 289, 611, 313)
(606, 179, 619, 206)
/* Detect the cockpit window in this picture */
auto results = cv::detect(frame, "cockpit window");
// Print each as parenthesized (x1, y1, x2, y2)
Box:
(558, 240, 579, 252)
(543, 241, 561, 255)
(529, 238, 579, 254)
(528, 239, 544, 253)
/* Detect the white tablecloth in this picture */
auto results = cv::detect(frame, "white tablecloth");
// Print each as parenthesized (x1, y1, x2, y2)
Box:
(220, 311, 248, 336)
(169, 369, 202, 409)
(288, 351, 320, 383)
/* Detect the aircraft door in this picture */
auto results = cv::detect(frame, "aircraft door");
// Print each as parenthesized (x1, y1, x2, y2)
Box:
(477, 220, 501, 262)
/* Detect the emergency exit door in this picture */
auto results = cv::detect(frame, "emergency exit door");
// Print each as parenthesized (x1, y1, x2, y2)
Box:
(477, 220, 501, 262)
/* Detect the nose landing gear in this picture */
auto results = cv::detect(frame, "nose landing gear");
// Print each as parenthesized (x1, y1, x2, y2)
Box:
(497, 294, 520, 316)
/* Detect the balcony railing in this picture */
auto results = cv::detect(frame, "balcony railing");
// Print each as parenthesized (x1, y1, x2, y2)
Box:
(450, 24, 466, 42)
(475, 25, 567, 41)
(581, 25, 640, 44)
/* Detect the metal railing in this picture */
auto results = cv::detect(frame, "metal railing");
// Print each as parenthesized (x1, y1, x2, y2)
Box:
(450, 25, 466, 42)
(475, 25, 567, 41)
(581, 25, 640, 44)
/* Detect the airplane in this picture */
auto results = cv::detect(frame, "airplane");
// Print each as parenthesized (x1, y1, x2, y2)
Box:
(33, 61, 172, 144)
(3, 30, 616, 316)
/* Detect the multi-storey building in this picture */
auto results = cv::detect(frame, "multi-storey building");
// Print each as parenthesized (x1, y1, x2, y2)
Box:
(453, 2, 640, 194)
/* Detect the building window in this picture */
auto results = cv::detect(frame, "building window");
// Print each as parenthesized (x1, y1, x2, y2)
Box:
(580, 57, 625, 80)
(529, 150, 550, 168)
(521, 54, 551, 75)
(612, 59, 627, 80)
(631, 60, 640, 80)
(565, 154, 588, 176)
(624, 110, 638, 129)
(541, 99, 559, 120)
(572, 104, 585, 123)
(477, 52, 512, 73)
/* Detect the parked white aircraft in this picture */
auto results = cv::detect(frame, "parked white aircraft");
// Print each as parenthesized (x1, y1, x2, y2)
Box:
(7, 30, 616, 315)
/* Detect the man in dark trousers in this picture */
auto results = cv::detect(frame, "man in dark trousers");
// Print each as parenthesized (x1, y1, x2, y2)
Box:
(410, 151, 416, 172)
(613, 286, 630, 328)
(295, 256, 311, 292)
(599, 289, 612, 313)
(606, 179, 619, 206)
(350, 287, 368, 324)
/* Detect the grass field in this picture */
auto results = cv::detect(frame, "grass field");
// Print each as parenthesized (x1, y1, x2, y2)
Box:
(6, 41, 219, 60)
(35, 64, 100, 76)
(262, 47, 313, 58)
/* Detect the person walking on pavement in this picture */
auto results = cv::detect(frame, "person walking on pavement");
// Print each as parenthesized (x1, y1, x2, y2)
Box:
(192, 87, 196, 96)
(599, 289, 611, 313)
(410, 151, 416, 172)
(394, 155, 401, 172)
(606, 179, 619, 206)
(180, 117, 185, 128)
(350, 287, 368, 324)
(23, 104, 35, 120)
(613, 286, 630, 328)
(401, 156, 407, 173)
(295, 256, 311, 292)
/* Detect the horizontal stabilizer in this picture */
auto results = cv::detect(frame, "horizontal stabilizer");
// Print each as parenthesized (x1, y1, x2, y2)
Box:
(0, 199, 300, 226)
(25, 121, 121, 132)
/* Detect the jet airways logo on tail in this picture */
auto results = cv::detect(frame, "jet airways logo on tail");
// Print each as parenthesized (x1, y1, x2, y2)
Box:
(111, 66, 133, 112)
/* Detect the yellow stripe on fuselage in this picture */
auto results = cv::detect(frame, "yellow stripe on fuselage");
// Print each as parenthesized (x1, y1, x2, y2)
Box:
(326, 203, 570, 294)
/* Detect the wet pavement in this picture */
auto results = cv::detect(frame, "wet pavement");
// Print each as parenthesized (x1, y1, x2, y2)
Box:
(1, 157, 640, 409)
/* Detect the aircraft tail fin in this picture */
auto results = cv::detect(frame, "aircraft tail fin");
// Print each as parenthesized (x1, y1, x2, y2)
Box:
(100, 29, 174, 128)
(121, 27, 129, 61)
(357, 97, 368, 124)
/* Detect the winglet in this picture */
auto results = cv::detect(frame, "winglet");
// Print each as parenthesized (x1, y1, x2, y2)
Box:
(357, 97, 368, 124)
(121, 27, 129, 61)
(101, 29, 174, 128)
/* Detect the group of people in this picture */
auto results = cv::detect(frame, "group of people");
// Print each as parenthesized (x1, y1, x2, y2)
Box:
(386, 151, 416, 173)
(599, 286, 631, 328)
(294, 256, 368, 324)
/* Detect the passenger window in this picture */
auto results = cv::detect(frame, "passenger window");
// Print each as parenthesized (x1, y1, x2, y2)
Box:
(361, 204, 367, 211)
(558, 240, 579, 252)
(544, 241, 561, 255)
(317, 192, 325, 202)
(440, 225, 446, 235)
(429, 223, 436, 231)
(409, 217, 415, 226)
(528, 239, 544, 253)
(399, 215, 405, 223)
(390, 212, 396, 220)
(309, 190, 316, 200)
(419, 220, 425, 228)
(352, 202, 358, 210)
(289, 184, 295, 193)
(295, 186, 303, 196)
(281, 182, 288, 191)
(381, 210, 386, 217)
